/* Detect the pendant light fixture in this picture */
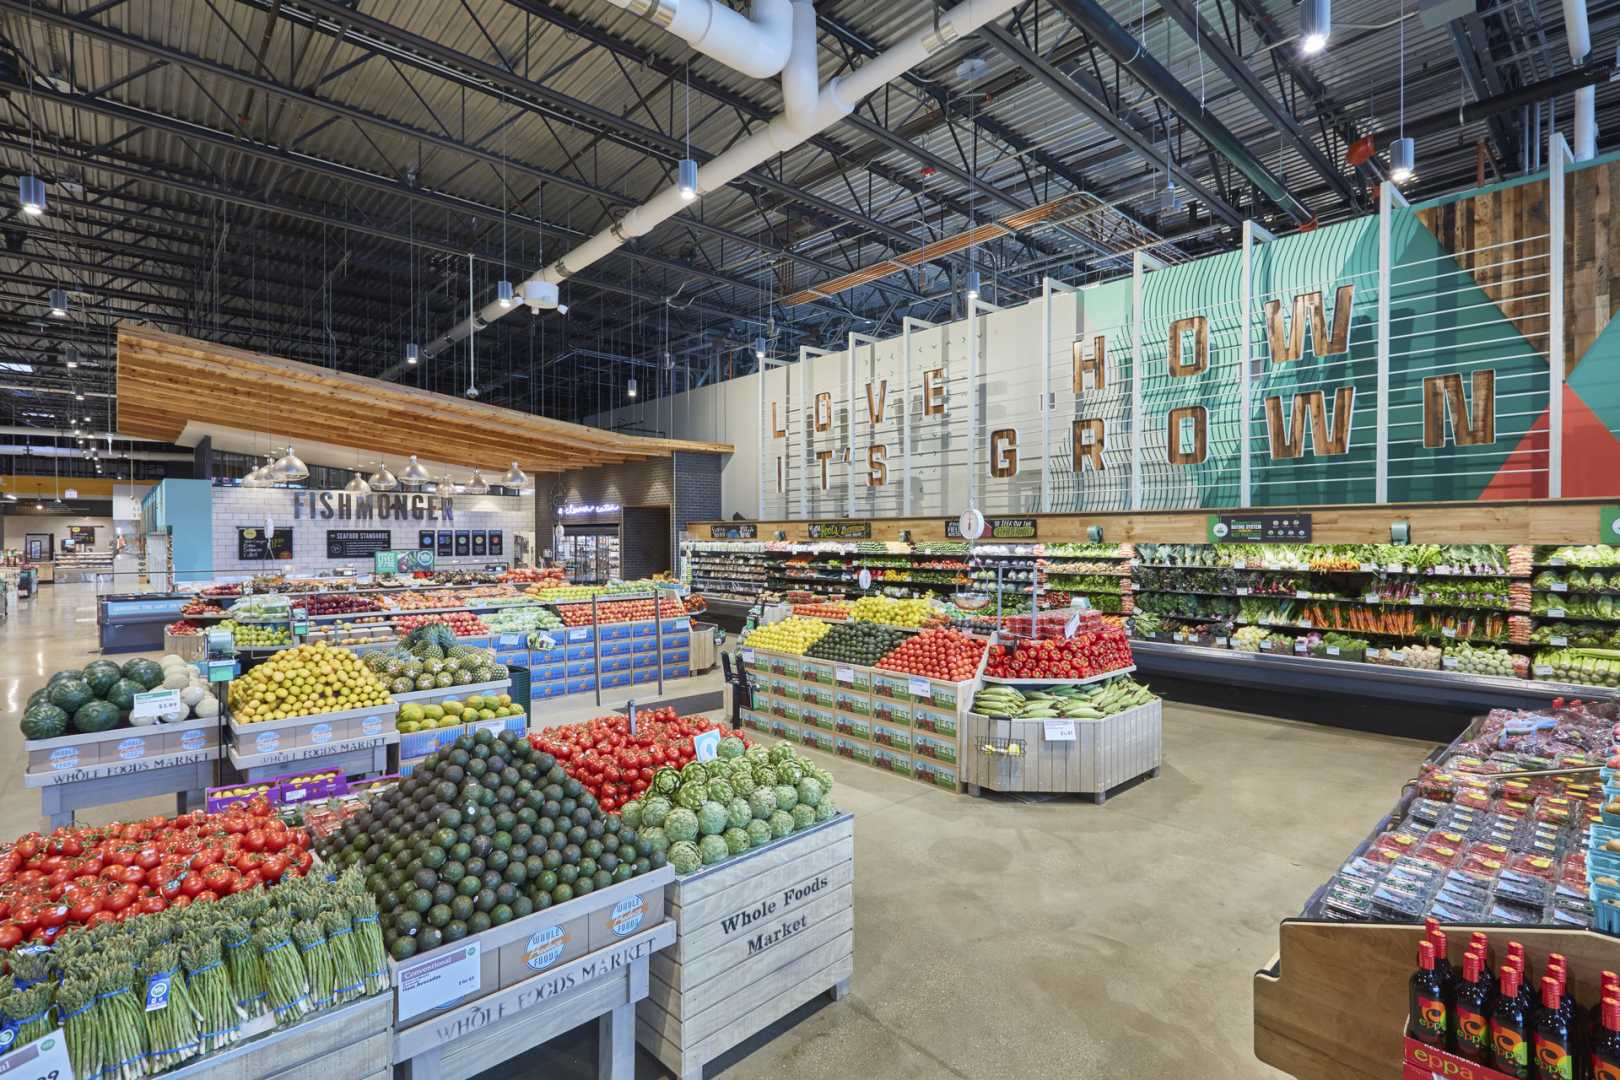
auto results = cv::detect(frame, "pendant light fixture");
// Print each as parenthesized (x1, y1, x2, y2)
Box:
(501, 461, 528, 488)
(405, 191, 420, 368)
(677, 67, 697, 201)
(269, 445, 309, 482)
(1388, 3, 1414, 184)
(627, 377, 638, 400)
(48, 288, 68, 317)
(1300, 0, 1330, 54)
(496, 280, 515, 308)
(964, 270, 981, 301)
(63, 346, 79, 369)
(367, 461, 399, 491)
(18, 175, 46, 216)
(463, 469, 489, 495)
(344, 472, 372, 494)
(401, 455, 432, 484)
(405, 343, 419, 366)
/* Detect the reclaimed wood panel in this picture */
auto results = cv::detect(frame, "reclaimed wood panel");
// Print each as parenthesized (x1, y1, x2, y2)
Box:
(1415, 179, 1551, 352)
(1564, 158, 1620, 369)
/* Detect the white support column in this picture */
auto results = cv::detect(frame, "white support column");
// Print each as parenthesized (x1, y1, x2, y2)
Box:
(1549, 133, 1570, 499)
(1375, 183, 1402, 504)
(847, 331, 879, 519)
(901, 317, 933, 517)
(757, 359, 767, 519)
(1038, 278, 1078, 513)
(1239, 222, 1276, 510)
(967, 294, 979, 511)
(1129, 253, 1164, 511)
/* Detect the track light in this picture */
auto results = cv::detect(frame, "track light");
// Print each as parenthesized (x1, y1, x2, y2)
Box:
(18, 175, 45, 217)
(48, 288, 68, 317)
(965, 270, 981, 300)
(1389, 137, 1416, 184)
(405, 343, 419, 365)
(627, 377, 638, 399)
(497, 280, 515, 308)
(73, 390, 83, 401)
(63, 347, 79, 369)
(501, 461, 528, 487)
(1300, 0, 1330, 54)
(677, 158, 698, 202)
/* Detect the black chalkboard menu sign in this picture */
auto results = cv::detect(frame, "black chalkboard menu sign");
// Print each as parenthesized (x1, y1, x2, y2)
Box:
(326, 529, 393, 558)
(437, 531, 453, 557)
(454, 531, 471, 557)
(470, 531, 487, 556)
(488, 531, 503, 556)
(239, 527, 293, 560)
(418, 530, 435, 550)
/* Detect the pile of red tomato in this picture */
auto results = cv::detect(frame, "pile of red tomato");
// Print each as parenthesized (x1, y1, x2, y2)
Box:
(393, 611, 488, 636)
(875, 628, 986, 681)
(0, 799, 312, 946)
(529, 709, 748, 811)
(556, 597, 685, 626)
(985, 624, 1134, 680)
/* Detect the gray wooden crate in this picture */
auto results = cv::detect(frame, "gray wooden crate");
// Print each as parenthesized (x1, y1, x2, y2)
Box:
(964, 698, 1162, 802)
(166, 992, 391, 1080)
(637, 815, 854, 1080)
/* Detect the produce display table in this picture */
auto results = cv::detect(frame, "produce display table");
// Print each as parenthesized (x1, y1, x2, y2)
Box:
(25, 747, 218, 828)
(738, 646, 974, 791)
(158, 991, 392, 1080)
(225, 703, 397, 782)
(390, 865, 675, 1080)
(963, 697, 1161, 802)
(639, 814, 854, 1080)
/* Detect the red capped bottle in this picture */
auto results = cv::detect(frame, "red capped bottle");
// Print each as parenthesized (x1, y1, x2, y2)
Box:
(1471, 931, 1497, 997)
(1453, 950, 1494, 1063)
(1591, 973, 1619, 1054)
(1428, 924, 1456, 1004)
(1410, 940, 1449, 1047)
(1592, 995, 1620, 1080)
(1535, 974, 1575, 1080)
(1492, 963, 1531, 1079)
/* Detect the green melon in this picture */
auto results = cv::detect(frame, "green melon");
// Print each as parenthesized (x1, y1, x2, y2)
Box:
(105, 678, 144, 713)
(81, 660, 123, 697)
(20, 704, 69, 740)
(72, 700, 121, 734)
(48, 678, 95, 715)
(121, 658, 166, 691)
(47, 669, 84, 688)
(26, 687, 51, 711)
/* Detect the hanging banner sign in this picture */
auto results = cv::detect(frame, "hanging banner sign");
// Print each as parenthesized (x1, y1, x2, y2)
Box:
(710, 523, 759, 539)
(1207, 514, 1312, 543)
(807, 521, 871, 539)
(944, 516, 1038, 540)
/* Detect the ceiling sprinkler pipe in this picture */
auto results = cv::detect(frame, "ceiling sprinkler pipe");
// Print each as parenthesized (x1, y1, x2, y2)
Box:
(422, 0, 1024, 358)
(600, 0, 792, 80)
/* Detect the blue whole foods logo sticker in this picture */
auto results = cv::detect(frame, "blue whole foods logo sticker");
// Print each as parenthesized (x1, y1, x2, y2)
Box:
(49, 747, 80, 770)
(309, 723, 332, 745)
(254, 731, 280, 753)
(118, 737, 146, 761)
(180, 729, 205, 751)
(609, 896, 646, 937)
(523, 926, 568, 970)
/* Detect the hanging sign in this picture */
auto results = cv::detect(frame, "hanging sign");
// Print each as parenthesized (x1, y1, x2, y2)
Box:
(1207, 513, 1312, 543)
(806, 521, 871, 539)
(326, 530, 393, 559)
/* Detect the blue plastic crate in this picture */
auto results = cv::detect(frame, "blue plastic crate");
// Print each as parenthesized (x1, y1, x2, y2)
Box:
(602, 671, 632, 689)
(663, 665, 690, 680)
(601, 656, 630, 673)
(456, 635, 492, 649)
(632, 652, 660, 670)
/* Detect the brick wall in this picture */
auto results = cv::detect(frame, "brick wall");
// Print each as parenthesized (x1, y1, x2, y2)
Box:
(672, 451, 723, 546)
(212, 487, 535, 575)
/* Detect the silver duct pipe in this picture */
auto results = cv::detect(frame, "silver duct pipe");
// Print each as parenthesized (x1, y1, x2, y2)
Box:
(1562, 0, 1596, 160)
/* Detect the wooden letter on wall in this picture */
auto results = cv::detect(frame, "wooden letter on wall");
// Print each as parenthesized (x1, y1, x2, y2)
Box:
(813, 393, 832, 433)
(1072, 419, 1104, 472)
(1167, 317, 1209, 377)
(1072, 335, 1106, 395)
(865, 381, 888, 425)
(775, 457, 783, 493)
(1167, 406, 1208, 464)
(1423, 371, 1496, 448)
(816, 449, 834, 489)
(1265, 285, 1354, 365)
(770, 401, 787, 438)
(990, 429, 1019, 478)
(923, 368, 946, 415)
(1264, 387, 1357, 459)
(868, 444, 888, 486)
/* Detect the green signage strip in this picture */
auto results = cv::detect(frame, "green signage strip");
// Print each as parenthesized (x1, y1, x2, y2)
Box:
(807, 521, 872, 539)
(1601, 506, 1620, 543)
(1206, 513, 1313, 543)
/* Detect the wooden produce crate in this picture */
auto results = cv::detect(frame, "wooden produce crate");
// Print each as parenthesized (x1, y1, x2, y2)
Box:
(638, 815, 854, 1080)
(226, 703, 398, 781)
(393, 678, 514, 708)
(164, 630, 208, 660)
(963, 698, 1162, 803)
(155, 992, 391, 1080)
(25, 714, 220, 776)
(391, 866, 674, 1080)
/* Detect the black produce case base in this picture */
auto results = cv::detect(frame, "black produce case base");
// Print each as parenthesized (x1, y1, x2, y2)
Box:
(1131, 640, 1600, 741)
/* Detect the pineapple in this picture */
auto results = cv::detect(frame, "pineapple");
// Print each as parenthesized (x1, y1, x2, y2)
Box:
(435, 672, 454, 688)
(415, 674, 435, 691)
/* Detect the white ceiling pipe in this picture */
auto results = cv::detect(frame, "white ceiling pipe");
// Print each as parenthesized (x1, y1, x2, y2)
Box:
(780, 0, 820, 134)
(1563, 0, 1596, 159)
(604, 0, 792, 79)
(423, 0, 1021, 358)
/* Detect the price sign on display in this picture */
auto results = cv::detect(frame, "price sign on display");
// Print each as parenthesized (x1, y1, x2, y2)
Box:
(1409, 594, 1425, 606)
(131, 690, 180, 721)
(1064, 613, 1081, 638)
(1294, 590, 1311, 600)
(1043, 720, 1076, 742)
(835, 665, 854, 685)
(907, 676, 931, 701)
(1389, 650, 1406, 662)
(1551, 636, 1568, 647)
(1550, 582, 1569, 592)
(1442, 627, 1457, 638)
(1535, 664, 1554, 677)
(1366, 648, 1380, 660)
(1214, 636, 1229, 647)
(740, 649, 755, 665)
(1326, 646, 1341, 656)
(1443, 657, 1460, 669)
(1293, 640, 1307, 654)
(692, 729, 721, 762)
(1364, 593, 1381, 604)
(1548, 608, 1567, 619)
(396, 943, 481, 1022)
(1235, 587, 1250, 596)
(0, 1030, 74, 1080)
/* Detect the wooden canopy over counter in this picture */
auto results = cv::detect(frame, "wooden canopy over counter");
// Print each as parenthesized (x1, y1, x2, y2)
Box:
(687, 499, 1619, 545)
(117, 327, 732, 473)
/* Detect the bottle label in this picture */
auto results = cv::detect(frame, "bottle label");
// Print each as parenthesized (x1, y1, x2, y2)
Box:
(1414, 994, 1448, 1042)
(1456, 1007, 1490, 1056)
(1493, 1024, 1530, 1077)
(1535, 1034, 1573, 1080)
(1593, 1057, 1620, 1080)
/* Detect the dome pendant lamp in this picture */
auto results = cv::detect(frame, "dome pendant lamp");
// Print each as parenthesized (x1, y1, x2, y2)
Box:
(269, 445, 309, 482)
(463, 469, 489, 495)
(367, 461, 399, 491)
(501, 461, 528, 488)
(344, 473, 372, 494)
(401, 455, 432, 484)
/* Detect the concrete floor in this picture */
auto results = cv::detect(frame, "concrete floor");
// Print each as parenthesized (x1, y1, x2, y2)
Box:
(1, 584, 1432, 1078)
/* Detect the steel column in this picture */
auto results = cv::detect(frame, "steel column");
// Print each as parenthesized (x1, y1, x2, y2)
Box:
(1550, 134, 1571, 500)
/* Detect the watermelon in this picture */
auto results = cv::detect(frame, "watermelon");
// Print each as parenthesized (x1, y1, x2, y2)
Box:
(105, 678, 144, 713)
(48, 678, 95, 715)
(81, 661, 122, 697)
(26, 688, 51, 711)
(72, 701, 121, 734)
(47, 669, 84, 688)
(121, 659, 166, 691)
(20, 704, 69, 740)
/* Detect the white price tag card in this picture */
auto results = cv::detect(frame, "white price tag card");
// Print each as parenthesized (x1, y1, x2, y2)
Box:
(1293, 641, 1307, 653)
(1548, 608, 1566, 619)
(1043, 719, 1076, 742)
(907, 676, 931, 701)
(1549, 558, 1567, 567)
(1409, 594, 1425, 605)
(0, 1029, 73, 1080)
(1064, 613, 1081, 637)
(1260, 640, 1273, 650)
(1551, 636, 1568, 647)
(692, 729, 721, 762)
(1442, 627, 1458, 638)
(1235, 587, 1250, 596)
(1550, 582, 1568, 592)
(1295, 590, 1311, 600)
(1443, 657, 1459, 669)
(569, 628, 589, 642)
(1232, 559, 1247, 570)
(1214, 636, 1229, 647)
(1534, 664, 1554, 677)
(1326, 646, 1341, 656)
(1359, 563, 1378, 572)
(1364, 593, 1381, 604)
(131, 690, 181, 721)
(1173, 632, 1186, 642)
(835, 665, 854, 684)
(1386, 562, 1404, 573)
(1365, 648, 1380, 660)
(397, 942, 482, 1022)
(1389, 650, 1406, 662)
(740, 649, 755, 664)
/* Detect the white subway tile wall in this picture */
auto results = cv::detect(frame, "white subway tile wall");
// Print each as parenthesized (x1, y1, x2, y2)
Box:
(210, 487, 536, 576)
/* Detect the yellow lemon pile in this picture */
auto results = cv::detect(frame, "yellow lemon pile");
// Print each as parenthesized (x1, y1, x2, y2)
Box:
(228, 641, 392, 723)
(743, 616, 831, 655)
